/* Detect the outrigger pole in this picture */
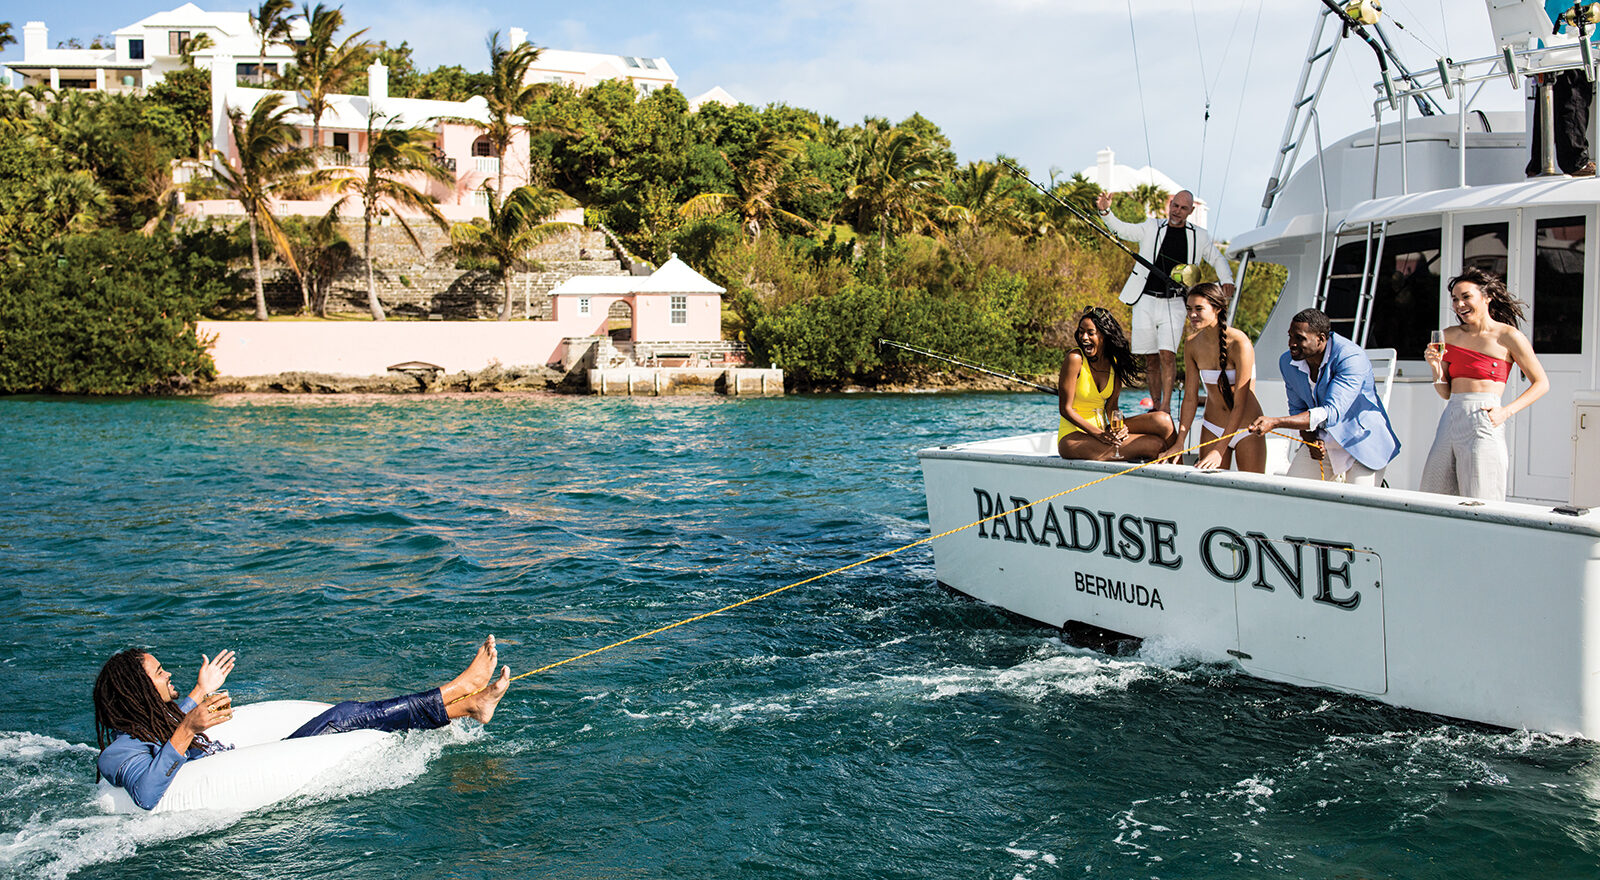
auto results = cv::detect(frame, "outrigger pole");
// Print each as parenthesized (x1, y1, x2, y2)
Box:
(877, 339, 1059, 395)
(998, 160, 1187, 297)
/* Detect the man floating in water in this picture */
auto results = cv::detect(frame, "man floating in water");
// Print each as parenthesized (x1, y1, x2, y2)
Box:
(94, 636, 511, 809)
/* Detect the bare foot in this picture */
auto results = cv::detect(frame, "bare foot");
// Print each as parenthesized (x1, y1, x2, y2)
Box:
(442, 636, 496, 704)
(463, 666, 510, 724)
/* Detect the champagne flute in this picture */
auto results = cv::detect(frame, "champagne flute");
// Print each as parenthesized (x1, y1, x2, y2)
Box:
(1107, 408, 1126, 460)
(1428, 329, 1446, 359)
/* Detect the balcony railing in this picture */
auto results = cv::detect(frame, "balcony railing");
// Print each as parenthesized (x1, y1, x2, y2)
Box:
(474, 156, 500, 174)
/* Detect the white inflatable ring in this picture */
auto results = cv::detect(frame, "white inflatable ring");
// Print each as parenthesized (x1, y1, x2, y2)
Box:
(96, 700, 392, 814)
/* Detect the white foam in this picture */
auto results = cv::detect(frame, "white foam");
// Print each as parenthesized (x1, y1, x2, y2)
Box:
(0, 725, 457, 879)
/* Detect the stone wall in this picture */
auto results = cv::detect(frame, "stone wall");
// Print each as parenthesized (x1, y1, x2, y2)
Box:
(259, 224, 629, 319)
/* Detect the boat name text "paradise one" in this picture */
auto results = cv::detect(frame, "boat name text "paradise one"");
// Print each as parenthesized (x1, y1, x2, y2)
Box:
(970, 489, 1362, 611)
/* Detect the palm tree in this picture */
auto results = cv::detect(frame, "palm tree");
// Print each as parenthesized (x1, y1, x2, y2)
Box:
(37, 169, 110, 234)
(249, 0, 297, 85)
(940, 158, 1028, 238)
(287, 3, 371, 159)
(282, 210, 354, 316)
(677, 131, 825, 241)
(178, 33, 214, 68)
(845, 124, 943, 257)
(481, 31, 544, 198)
(1130, 182, 1171, 219)
(312, 113, 451, 320)
(211, 93, 313, 320)
(0, 22, 16, 52)
(445, 184, 576, 320)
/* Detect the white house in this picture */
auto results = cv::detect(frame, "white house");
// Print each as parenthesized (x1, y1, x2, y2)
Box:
(507, 28, 677, 96)
(1082, 147, 1210, 228)
(9, 3, 306, 93)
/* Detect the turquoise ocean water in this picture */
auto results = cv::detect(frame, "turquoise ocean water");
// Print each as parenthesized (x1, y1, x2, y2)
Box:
(2, 392, 1599, 879)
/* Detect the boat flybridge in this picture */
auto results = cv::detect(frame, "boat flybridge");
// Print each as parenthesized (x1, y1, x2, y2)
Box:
(918, 0, 1600, 737)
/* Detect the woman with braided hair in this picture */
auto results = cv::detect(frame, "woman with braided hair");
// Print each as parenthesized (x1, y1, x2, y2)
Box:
(94, 637, 510, 810)
(1174, 283, 1266, 472)
(1057, 307, 1175, 461)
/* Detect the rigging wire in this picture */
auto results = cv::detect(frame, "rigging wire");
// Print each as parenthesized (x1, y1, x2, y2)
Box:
(1211, 0, 1266, 236)
(1190, 0, 1213, 190)
(1126, 0, 1156, 172)
(1190, 0, 1251, 195)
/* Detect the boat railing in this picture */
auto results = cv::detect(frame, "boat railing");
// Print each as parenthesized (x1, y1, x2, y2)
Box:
(1361, 24, 1598, 193)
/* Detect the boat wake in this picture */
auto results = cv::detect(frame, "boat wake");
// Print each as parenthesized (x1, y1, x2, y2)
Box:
(0, 725, 477, 880)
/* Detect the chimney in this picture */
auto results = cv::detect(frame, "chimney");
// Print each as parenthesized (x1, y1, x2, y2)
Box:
(23, 22, 48, 59)
(508, 27, 528, 47)
(209, 55, 234, 173)
(1096, 148, 1114, 189)
(368, 60, 388, 102)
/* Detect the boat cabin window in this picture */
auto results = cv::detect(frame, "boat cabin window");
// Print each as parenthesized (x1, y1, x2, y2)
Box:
(1534, 217, 1586, 354)
(1461, 223, 1509, 278)
(1323, 227, 1441, 354)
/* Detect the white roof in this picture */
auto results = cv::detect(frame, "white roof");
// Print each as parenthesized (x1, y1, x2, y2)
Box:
(227, 88, 505, 130)
(689, 86, 737, 111)
(528, 48, 677, 82)
(551, 255, 723, 296)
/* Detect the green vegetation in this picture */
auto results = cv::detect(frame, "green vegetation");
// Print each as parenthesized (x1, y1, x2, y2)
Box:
(0, 8, 1285, 394)
(0, 231, 228, 393)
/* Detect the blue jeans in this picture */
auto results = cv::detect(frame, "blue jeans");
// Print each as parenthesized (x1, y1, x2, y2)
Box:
(287, 688, 449, 739)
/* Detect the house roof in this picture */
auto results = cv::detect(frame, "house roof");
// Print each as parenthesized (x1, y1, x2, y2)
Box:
(551, 256, 724, 296)
(527, 48, 677, 83)
(226, 88, 509, 130)
(689, 86, 737, 111)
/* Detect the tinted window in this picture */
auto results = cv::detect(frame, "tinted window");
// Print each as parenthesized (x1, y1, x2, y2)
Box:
(1320, 227, 1442, 353)
(1533, 216, 1585, 354)
(129, 39, 144, 60)
(1365, 228, 1442, 354)
(1461, 223, 1509, 278)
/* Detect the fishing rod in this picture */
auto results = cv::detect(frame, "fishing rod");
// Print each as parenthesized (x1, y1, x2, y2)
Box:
(998, 159, 1187, 297)
(878, 339, 1058, 395)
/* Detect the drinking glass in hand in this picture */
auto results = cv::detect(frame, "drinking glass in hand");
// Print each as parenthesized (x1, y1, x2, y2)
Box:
(1107, 409, 1126, 460)
(1428, 330, 1446, 359)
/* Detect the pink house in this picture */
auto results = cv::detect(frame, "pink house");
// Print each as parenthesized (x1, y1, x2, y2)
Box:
(197, 255, 744, 376)
(186, 58, 545, 223)
(549, 255, 740, 365)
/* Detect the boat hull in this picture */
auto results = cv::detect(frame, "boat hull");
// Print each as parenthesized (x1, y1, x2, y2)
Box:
(919, 432, 1600, 737)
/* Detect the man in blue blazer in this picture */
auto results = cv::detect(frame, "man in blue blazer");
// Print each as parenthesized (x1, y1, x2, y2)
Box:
(1249, 308, 1400, 485)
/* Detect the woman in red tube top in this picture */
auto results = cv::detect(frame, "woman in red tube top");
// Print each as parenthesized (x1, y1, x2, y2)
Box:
(1419, 267, 1549, 501)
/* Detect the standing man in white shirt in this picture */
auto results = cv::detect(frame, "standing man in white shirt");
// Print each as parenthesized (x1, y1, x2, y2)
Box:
(1095, 190, 1235, 415)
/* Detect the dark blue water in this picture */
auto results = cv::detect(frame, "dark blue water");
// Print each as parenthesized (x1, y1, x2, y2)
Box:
(2, 393, 1598, 879)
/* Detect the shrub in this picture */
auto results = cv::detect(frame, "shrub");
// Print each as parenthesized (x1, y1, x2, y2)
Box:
(0, 231, 228, 393)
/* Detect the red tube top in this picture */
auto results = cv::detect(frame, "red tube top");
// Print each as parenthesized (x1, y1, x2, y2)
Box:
(1443, 344, 1512, 382)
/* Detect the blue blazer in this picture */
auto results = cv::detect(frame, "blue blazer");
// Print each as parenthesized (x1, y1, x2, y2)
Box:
(1278, 333, 1401, 470)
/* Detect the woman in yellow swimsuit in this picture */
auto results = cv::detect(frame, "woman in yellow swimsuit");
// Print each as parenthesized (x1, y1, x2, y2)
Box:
(1058, 308, 1175, 460)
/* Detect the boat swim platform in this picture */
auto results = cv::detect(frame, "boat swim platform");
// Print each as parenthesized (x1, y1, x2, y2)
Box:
(588, 366, 784, 396)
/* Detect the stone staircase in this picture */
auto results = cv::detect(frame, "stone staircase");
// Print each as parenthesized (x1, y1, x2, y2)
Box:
(260, 225, 632, 319)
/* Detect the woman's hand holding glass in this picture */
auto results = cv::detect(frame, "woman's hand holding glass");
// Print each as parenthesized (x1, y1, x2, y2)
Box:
(1425, 330, 1446, 381)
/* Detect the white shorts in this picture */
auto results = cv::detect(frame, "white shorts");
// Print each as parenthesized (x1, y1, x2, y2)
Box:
(1132, 295, 1186, 355)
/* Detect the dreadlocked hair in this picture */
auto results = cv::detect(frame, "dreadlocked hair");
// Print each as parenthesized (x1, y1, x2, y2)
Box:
(1188, 283, 1235, 409)
(93, 649, 211, 780)
(1448, 266, 1525, 328)
(1079, 307, 1145, 389)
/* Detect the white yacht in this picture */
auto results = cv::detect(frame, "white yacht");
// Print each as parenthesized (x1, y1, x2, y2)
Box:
(918, 1, 1600, 736)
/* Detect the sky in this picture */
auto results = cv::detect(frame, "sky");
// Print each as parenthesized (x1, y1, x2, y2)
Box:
(1, 0, 1527, 238)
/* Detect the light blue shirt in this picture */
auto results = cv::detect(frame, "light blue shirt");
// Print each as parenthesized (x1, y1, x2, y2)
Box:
(96, 696, 232, 810)
(1278, 332, 1401, 472)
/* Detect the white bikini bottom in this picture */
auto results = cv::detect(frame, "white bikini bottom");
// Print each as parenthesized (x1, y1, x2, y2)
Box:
(1200, 418, 1246, 448)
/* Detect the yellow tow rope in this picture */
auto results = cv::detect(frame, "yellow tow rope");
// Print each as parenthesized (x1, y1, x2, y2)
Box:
(452, 427, 1323, 702)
